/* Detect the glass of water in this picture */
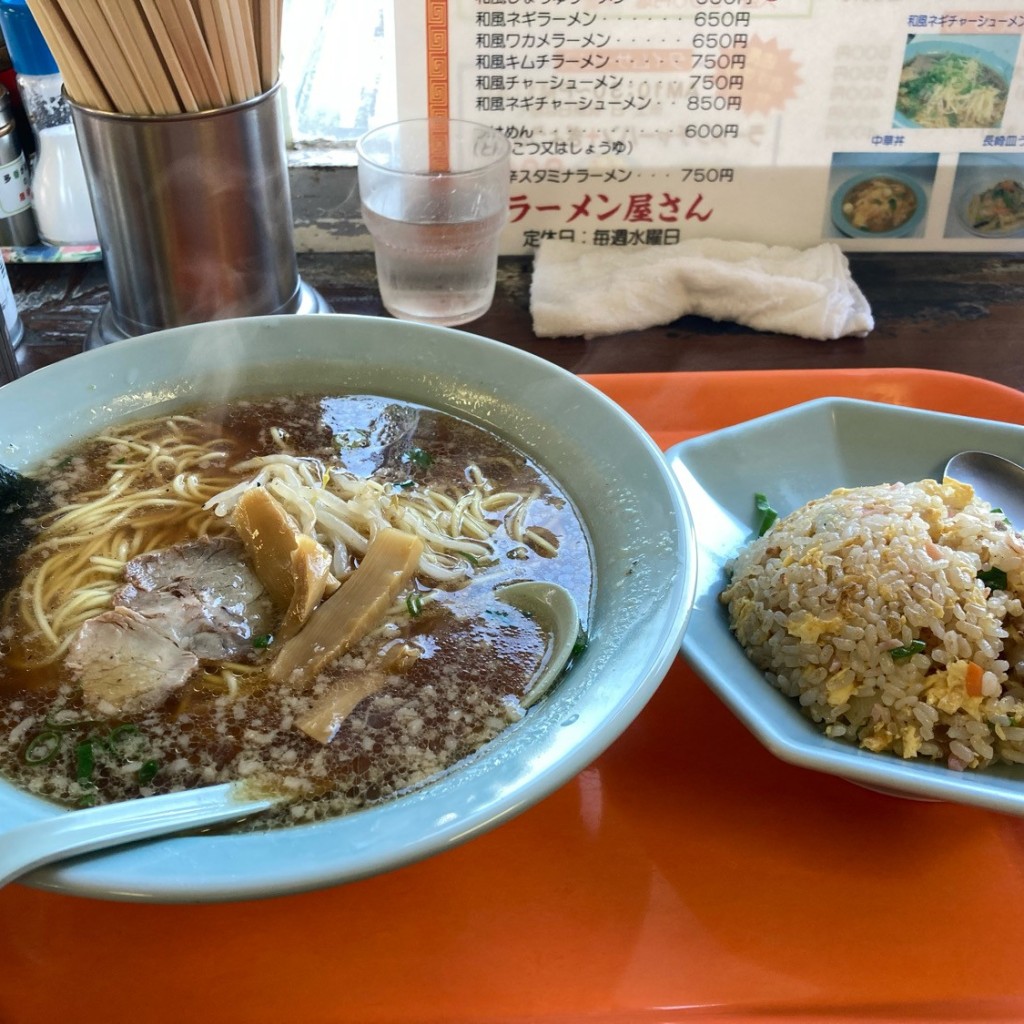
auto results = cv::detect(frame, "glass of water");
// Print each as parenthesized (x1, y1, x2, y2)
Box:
(356, 119, 510, 327)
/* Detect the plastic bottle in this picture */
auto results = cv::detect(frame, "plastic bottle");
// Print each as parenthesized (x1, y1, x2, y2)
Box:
(0, 0, 96, 246)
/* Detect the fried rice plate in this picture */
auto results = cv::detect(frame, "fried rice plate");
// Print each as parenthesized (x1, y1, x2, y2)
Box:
(721, 479, 1024, 771)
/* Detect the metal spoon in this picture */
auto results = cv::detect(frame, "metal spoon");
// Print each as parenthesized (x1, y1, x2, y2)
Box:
(497, 580, 582, 708)
(0, 783, 279, 889)
(944, 450, 1024, 527)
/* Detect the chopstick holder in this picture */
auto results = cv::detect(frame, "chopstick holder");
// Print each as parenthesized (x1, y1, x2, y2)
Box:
(530, 238, 875, 341)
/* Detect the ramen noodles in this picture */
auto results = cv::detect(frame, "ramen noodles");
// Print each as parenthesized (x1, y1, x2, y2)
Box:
(0, 395, 594, 828)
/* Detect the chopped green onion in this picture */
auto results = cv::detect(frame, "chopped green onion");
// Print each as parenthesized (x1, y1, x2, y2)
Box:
(754, 493, 779, 536)
(406, 592, 423, 617)
(571, 629, 589, 660)
(890, 639, 926, 661)
(23, 729, 61, 765)
(107, 723, 142, 758)
(979, 567, 1008, 591)
(137, 760, 159, 785)
(396, 479, 415, 490)
(404, 447, 433, 470)
(75, 741, 95, 783)
(252, 633, 274, 649)
(108, 723, 139, 746)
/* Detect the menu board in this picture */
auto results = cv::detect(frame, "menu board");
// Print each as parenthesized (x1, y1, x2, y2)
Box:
(396, 0, 1024, 253)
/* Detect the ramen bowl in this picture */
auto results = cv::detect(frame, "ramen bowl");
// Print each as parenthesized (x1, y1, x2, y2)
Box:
(0, 314, 695, 902)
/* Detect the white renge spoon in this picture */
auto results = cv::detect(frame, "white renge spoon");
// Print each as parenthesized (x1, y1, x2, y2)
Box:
(0, 580, 581, 888)
(497, 580, 582, 708)
(0, 783, 279, 889)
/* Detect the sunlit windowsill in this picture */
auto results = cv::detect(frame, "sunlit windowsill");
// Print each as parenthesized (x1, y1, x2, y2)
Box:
(287, 146, 367, 253)
(276, 0, 391, 251)
(287, 142, 358, 170)
(2, 157, 369, 262)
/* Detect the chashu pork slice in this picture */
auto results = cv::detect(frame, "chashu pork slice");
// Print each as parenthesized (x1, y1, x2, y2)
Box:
(116, 537, 275, 662)
(66, 606, 199, 716)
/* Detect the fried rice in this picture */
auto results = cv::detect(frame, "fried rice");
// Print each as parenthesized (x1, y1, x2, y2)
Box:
(721, 478, 1024, 770)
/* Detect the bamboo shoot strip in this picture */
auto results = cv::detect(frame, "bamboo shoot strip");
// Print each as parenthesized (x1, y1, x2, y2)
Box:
(152, 0, 225, 109)
(52, 0, 151, 113)
(266, 529, 425, 687)
(96, 0, 179, 115)
(295, 673, 388, 745)
(137, 0, 200, 113)
(25, 0, 112, 110)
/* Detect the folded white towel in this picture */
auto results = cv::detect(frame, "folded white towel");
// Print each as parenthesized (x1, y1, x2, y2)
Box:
(530, 237, 874, 341)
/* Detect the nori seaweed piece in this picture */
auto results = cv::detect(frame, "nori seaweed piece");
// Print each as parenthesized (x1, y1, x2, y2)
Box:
(0, 464, 51, 597)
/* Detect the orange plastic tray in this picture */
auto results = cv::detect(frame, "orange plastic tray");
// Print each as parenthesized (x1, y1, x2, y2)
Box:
(4, 369, 1024, 1024)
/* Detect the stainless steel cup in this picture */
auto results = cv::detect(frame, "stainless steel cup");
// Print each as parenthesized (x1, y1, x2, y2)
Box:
(70, 85, 329, 347)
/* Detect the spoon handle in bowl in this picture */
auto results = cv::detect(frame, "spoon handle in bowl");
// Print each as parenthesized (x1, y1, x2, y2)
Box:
(0, 783, 278, 888)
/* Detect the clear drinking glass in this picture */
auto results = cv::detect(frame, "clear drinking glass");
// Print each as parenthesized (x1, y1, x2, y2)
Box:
(357, 118, 510, 327)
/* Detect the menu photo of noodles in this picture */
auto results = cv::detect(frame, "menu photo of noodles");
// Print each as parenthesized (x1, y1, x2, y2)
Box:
(946, 155, 1024, 239)
(894, 33, 1018, 130)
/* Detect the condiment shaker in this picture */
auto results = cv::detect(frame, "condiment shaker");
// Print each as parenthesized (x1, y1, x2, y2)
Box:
(0, 0, 96, 246)
(0, 81, 34, 246)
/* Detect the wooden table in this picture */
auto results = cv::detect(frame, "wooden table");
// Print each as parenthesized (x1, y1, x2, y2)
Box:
(8, 251, 1024, 387)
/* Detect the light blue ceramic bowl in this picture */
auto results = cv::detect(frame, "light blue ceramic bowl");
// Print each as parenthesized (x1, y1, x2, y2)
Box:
(667, 397, 1024, 814)
(0, 314, 696, 901)
(830, 171, 927, 239)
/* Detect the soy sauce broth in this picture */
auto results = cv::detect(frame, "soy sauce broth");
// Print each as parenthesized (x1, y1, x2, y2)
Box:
(0, 395, 593, 828)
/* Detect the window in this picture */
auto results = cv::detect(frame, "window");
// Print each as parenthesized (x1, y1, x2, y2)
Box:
(281, 0, 394, 161)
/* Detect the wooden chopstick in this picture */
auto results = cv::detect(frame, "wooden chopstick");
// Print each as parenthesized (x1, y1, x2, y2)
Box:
(193, 0, 236, 104)
(96, 0, 178, 115)
(52, 0, 151, 113)
(29, 0, 273, 114)
(255, 0, 281, 91)
(231, 0, 261, 98)
(137, 0, 200, 113)
(155, 0, 227, 110)
(214, 0, 252, 104)
(26, 0, 112, 110)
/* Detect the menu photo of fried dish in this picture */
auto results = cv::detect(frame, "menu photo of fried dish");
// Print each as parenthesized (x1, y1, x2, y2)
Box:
(962, 179, 1024, 237)
(831, 172, 926, 238)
